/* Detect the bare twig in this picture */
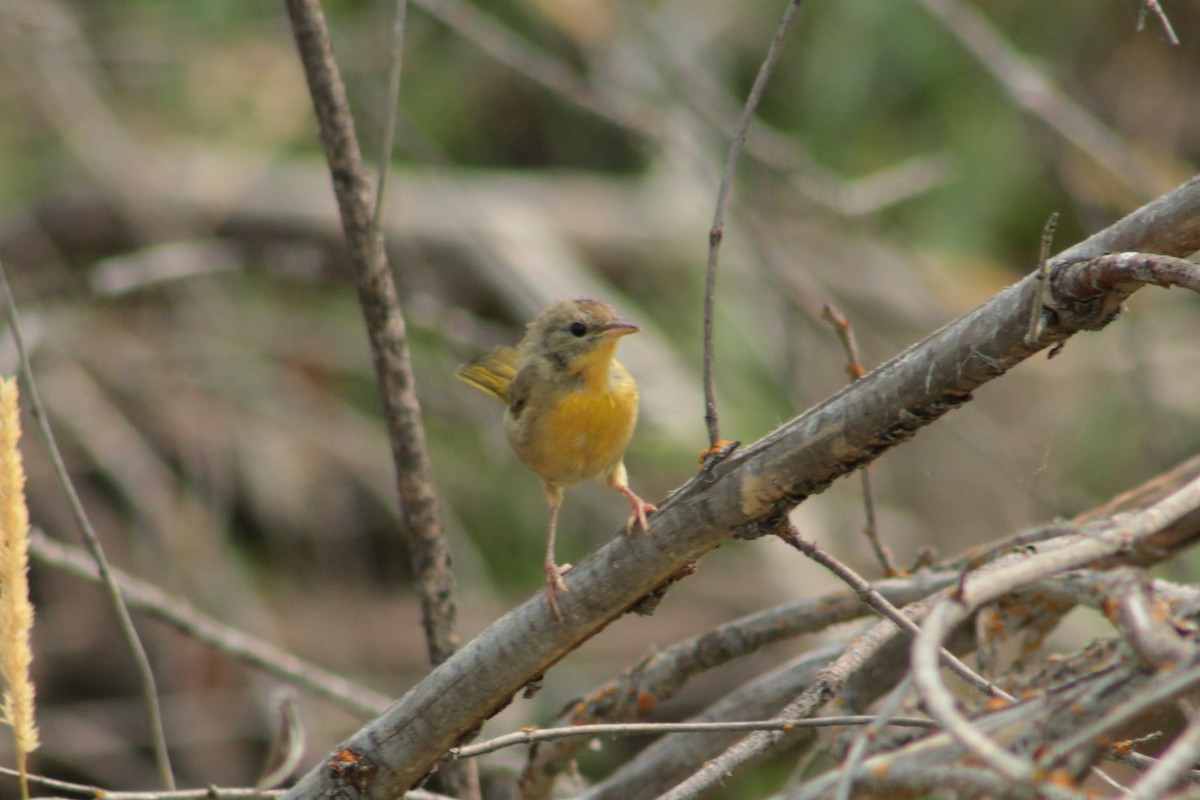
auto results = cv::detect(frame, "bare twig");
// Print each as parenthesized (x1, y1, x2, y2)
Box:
(834, 674, 915, 800)
(370, 0, 409, 243)
(777, 526, 1009, 700)
(649, 594, 951, 800)
(0, 762, 452, 800)
(579, 639, 850, 800)
(519, 571, 956, 798)
(821, 303, 894, 576)
(454, 715, 936, 760)
(703, 0, 806, 447)
(365, 2, 480, 795)
(1036, 659, 1200, 776)
(1108, 569, 1197, 670)
(1129, 701, 1200, 799)
(0, 260, 176, 790)
(1137, 0, 1181, 45)
(1054, 251, 1200, 298)
(283, 0, 461, 669)
(912, 475, 1200, 785)
(1025, 212, 1058, 345)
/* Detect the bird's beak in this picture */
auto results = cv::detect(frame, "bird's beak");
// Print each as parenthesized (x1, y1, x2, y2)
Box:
(599, 320, 640, 339)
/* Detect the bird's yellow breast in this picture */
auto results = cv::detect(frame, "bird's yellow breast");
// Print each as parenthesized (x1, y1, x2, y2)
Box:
(505, 363, 638, 487)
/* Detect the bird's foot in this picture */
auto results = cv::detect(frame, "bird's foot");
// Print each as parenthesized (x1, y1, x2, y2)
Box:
(619, 488, 657, 535)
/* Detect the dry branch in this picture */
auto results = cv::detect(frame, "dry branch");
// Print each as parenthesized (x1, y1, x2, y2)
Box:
(283, 0, 460, 667)
(282, 172, 1200, 800)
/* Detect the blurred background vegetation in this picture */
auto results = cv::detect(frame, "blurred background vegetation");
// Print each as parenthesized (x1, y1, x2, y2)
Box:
(0, 0, 1198, 793)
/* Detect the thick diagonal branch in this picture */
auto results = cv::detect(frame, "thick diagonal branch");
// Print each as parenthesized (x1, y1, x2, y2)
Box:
(283, 175, 1200, 800)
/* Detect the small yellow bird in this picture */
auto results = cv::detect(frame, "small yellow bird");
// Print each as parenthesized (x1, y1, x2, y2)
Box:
(456, 298, 656, 619)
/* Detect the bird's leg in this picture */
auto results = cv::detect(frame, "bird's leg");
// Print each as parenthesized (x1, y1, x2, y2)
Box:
(607, 461, 656, 535)
(542, 485, 568, 621)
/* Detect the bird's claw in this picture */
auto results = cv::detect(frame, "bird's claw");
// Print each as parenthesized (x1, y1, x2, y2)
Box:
(624, 498, 658, 535)
(545, 563, 570, 622)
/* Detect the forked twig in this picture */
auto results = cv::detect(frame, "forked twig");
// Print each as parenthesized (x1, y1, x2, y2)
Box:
(1137, 0, 1180, 45)
(702, 0, 807, 447)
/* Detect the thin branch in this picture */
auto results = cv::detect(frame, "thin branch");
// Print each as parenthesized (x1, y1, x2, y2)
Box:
(0, 765, 110, 797)
(1025, 212, 1058, 345)
(647, 461, 1200, 800)
(579, 638, 852, 800)
(0, 259, 176, 790)
(370, 0, 409, 243)
(778, 526, 1010, 700)
(821, 303, 894, 576)
(283, 0, 461, 669)
(1137, 0, 1180, 46)
(1129, 701, 1200, 799)
(365, 2, 480, 795)
(518, 572, 955, 798)
(1036, 659, 1200, 776)
(453, 715, 936, 760)
(912, 475, 1200, 784)
(0, 762, 452, 800)
(649, 595, 951, 800)
(28, 529, 390, 717)
(834, 674, 915, 800)
(703, 0, 806, 447)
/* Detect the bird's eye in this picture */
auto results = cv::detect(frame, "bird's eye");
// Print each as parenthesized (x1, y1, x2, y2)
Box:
(568, 321, 587, 337)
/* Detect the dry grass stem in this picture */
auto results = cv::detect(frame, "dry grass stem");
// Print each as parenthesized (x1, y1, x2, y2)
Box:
(0, 378, 39, 799)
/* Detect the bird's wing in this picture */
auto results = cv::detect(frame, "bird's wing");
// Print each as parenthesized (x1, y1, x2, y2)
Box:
(455, 346, 520, 404)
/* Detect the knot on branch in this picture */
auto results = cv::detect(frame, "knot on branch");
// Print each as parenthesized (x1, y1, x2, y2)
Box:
(1048, 252, 1200, 332)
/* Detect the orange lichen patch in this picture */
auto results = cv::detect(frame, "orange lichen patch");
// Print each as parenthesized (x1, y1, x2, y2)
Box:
(871, 761, 891, 778)
(979, 607, 1006, 638)
(1154, 598, 1171, 620)
(698, 439, 737, 468)
(984, 697, 1009, 711)
(1102, 597, 1121, 622)
(1107, 738, 1132, 756)
(326, 745, 379, 792)
(1046, 770, 1076, 788)
(636, 691, 658, 714)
